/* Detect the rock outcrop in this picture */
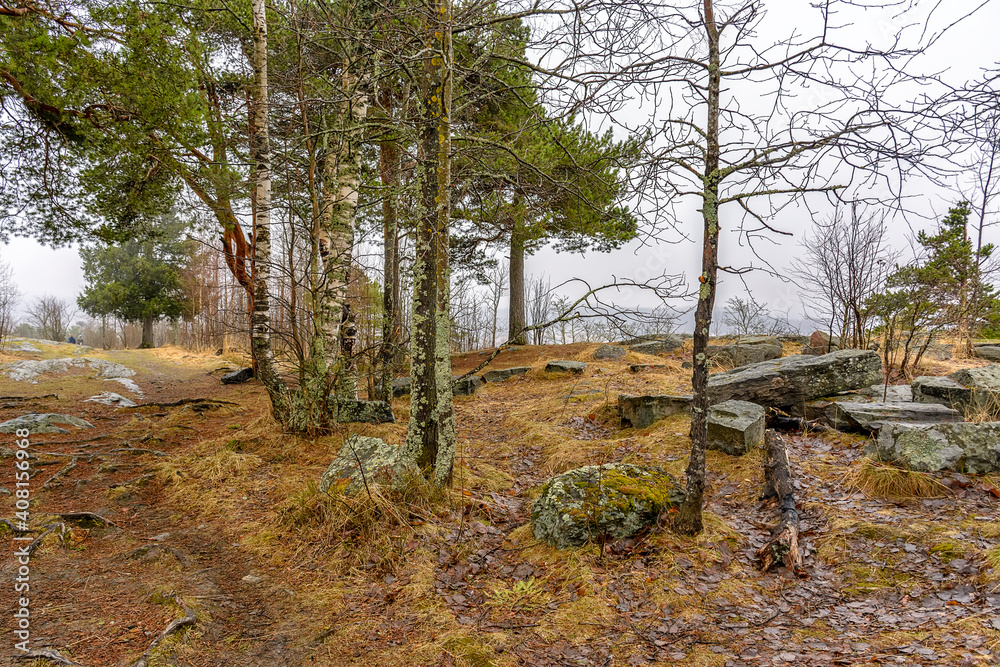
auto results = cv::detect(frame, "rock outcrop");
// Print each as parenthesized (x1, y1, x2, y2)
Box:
(867, 422, 1000, 473)
(911, 376, 972, 411)
(706, 337, 782, 367)
(530, 463, 685, 549)
(452, 375, 482, 396)
(707, 400, 765, 455)
(821, 401, 962, 434)
(706, 349, 883, 410)
(319, 436, 419, 495)
(0, 413, 94, 434)
(628, 336, 683, 356)
(618, 394, 692, 428)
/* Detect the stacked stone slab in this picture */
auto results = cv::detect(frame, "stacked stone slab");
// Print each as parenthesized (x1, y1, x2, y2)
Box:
(618, 394, 692, 428)
(821, 401, 962, 434)
(706, 336, 783, 367)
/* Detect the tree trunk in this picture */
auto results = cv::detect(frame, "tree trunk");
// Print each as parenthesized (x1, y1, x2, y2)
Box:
(249, 0, 288, 421)
(140, 315, 154, 348)
(378, 107, 402, 401)
(402, 0, 456, 486)
(676, 0, 721, 536)
(508, 222, 527, 345)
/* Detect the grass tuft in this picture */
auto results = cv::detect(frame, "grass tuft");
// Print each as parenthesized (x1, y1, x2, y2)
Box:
(842, 458, 950, 500)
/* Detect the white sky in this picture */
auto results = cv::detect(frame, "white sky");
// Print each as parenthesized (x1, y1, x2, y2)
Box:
(2, 0, 999, 332)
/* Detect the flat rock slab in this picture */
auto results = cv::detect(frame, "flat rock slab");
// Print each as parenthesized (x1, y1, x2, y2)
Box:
(867, 422, 1000, 473)
(2, 357, 136, 383)
(336, 400, 395, 424)
(629, 338, 683, 356)
(707, 400, 765, 455)
(912, 376, 972, 411)
(592, 345, 626, 360)
(545, 360, 587, 374)
(530, 463, 685, 549)
(822, 401, 963, 434)
(619, 394, 692, 429)
(0, 413, 94, 434)
(452, 375, 482, 396)
(859, 384, 913, 403)
(319, 436, 418, 495)
(84, 392, 137, 408)
(707, 349, 883, 411)
(221, 367, 254, 385)
(974, 346, 1000, 362)
(481, 366, 531, 383)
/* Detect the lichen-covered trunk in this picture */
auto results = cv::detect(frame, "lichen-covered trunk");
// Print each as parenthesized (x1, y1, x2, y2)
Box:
(508, 222, 527, 346)
(249, 0, 288, 421)
(676, 0, 721, 535)
(402, 0, 456, 486)
(290, 71, 367, 432)
(378, 121, 402, 401)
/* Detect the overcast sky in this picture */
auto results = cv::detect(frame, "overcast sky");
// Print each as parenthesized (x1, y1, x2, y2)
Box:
(2, 0, 998, 332)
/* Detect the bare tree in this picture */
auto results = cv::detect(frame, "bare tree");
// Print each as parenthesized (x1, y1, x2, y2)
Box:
(792, 205, 898, 348)
(536, 0, 956, 533)
(0, 261, 19, 346)
(27, 295, 73, 342)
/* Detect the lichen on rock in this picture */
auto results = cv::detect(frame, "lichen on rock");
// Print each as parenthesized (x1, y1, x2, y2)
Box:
(530, 463, 685, 549)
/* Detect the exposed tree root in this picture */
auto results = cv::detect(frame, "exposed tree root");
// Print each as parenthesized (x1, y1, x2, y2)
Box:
(54, 512, 119, 528)
(25, 522, 66, 556)
(124, 543, 189, 566)
(12, 647, 80, 665)
(125, 397, 238, 410)
(109, 473, 155, 489)
(132, 595, 197, 667)
(41, 457, 77, 490)
(0, 393, 59, 401)
(756, 430, 802, 572)
(111, 444, 168, 457)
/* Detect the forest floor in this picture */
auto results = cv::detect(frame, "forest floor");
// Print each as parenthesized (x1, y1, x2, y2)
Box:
(0, 339, 998, 667)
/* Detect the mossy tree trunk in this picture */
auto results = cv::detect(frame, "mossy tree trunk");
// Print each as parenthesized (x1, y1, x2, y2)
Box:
(402, 0, 456, 486)
(377, 81, 403, 401)
(675, 0, 721, 535)
(140, 315, 154, 349)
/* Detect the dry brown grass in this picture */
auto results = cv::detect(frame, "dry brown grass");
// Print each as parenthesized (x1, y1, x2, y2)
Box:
(842, 458, 951, 500)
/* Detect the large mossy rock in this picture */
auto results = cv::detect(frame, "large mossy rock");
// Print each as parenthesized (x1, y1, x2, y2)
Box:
(706, 349, 882, 411)
(707, 400, 765, 455)
(618, 394, 692, 428)
(822, 401, 963, 434)
(629, 337, 683, 356)
(319, 436, 419, 495)
(0, 413, 93, 434)
(866, 422, 1000, 473)
(530, 463, 685, 549)
(481, 366, 531, 383)
(335, 400, 395, 424)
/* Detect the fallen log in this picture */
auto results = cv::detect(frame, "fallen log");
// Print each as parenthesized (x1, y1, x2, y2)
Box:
(765, 408, 832, 433)
(756, 430, 802, 572)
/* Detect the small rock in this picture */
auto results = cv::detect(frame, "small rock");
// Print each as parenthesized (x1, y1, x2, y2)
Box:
(85, 392, 137, 408)
(481, 366, 531, 383)
(629, 363, 671, 373)
(545, 360, 587, 374)
(452, 375, 482, 396)
(221, 367, 254, 385)
(392, 377, 411, 397)
(0, 487, 11, 496)
(592, 345, 626, 360)
(150, 532, 171, 541)
(242, 575, 264, 585)
(335, 400, 395, 424)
